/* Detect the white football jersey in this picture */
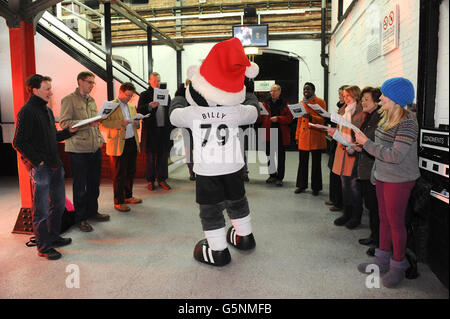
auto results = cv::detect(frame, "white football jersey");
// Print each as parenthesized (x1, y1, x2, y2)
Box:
(170, 105, 258, 176)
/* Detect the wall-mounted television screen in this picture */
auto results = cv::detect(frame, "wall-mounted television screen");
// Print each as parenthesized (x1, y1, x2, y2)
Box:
(232, 25, 268, 47)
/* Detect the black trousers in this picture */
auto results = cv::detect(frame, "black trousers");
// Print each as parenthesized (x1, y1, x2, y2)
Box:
(360, 179, 379, 243)
(295, 149, 323, 191)
(69, 149, 102, 223)
(329, 171, 343, 207)
(146, 148, 169, 182)
(266, 129, 285, 181)
(341, 175, 363, 220)
(111, 138, 137, 204)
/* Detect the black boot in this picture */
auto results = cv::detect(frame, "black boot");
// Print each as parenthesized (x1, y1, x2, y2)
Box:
(334, 206, 352, 226)
(345, 208, 362, 229)
(405, 248, 420, 279)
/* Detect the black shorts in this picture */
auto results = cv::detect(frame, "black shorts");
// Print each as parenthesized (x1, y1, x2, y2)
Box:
(196, 170, 246, 205)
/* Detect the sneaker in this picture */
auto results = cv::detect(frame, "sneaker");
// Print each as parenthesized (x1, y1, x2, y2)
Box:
(52, 236, 72, 248)
(114, 204, 131, 212)
(193, 239, 231, 267)
(78, 220, 93, 232)
(38, 248, 62, 260)
(147, 181, 154, 191)
(124, 197, 142, 204)
(159, 181, 171, 190)
(226, 226, 256, 250)
(91, 212, 110, 222)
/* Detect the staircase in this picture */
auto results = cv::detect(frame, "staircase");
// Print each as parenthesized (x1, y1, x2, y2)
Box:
(37, 10, 148, 94)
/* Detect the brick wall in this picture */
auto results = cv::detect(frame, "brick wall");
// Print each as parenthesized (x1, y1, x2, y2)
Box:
(327, 0, 421, 112)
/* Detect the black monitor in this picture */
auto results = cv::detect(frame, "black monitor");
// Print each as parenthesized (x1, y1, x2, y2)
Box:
(232, 25, 268, 47)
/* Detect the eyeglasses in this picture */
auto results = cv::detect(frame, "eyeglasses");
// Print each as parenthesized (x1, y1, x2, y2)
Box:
(83, 79, 96, 85)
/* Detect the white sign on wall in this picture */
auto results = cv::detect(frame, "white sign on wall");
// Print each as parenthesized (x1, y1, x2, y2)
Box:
(381, 3, 399, 55)
(254, 80, 275, 92)
(366, 3, 381, 62)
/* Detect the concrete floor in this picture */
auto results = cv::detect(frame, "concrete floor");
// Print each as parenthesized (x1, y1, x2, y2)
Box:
(0, 151, 448, 299)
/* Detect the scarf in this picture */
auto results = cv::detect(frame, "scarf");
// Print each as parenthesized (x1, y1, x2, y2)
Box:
(341, 102, 356, 144)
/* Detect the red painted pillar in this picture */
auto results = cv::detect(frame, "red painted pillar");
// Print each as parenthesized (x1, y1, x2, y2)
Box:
(9, 21, 36, 209)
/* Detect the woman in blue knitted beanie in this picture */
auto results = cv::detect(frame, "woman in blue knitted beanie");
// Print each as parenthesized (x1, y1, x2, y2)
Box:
(353, 77, 420, 288)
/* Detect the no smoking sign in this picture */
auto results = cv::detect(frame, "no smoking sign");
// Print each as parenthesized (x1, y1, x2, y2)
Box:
(383, 10, 395, 30)
(381, 5, 399, 55)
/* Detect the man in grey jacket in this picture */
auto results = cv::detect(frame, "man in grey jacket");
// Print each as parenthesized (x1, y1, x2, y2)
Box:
(60, 71, 110, 232)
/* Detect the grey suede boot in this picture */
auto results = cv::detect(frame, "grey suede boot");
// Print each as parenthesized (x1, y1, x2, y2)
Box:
(382, 257, 410, 288)
(357, 248, 391, 274)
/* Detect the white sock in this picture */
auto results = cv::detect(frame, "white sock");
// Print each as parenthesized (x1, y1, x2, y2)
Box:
(231, 215, 252, 236)
(204, 227, 227, 251)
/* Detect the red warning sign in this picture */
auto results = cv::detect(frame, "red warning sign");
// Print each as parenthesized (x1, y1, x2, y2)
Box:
(389, 10, 395, 25)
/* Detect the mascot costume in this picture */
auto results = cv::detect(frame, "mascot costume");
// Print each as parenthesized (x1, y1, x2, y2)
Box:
(170, 38, 259, 266)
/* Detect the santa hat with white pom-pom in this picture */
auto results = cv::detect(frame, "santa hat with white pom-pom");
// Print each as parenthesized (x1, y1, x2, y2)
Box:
(187, 37, 259, 106)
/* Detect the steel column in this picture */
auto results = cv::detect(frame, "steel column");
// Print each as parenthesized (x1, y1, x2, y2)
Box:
(104, 1, 114, 100)
(9, 21, 36, 210)
(147, 25, 153, 78)
(176, 49, 182, 86)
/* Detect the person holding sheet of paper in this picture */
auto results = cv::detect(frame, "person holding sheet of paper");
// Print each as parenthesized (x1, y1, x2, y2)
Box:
(325, 85, 347, 212)
(329, 85, 367, 229)
(60, 71, 110, 232)
(101, 83, 142, 213)
(354, 87, 382, 252)
(294, 82, 327, 196)
(137, 72, 173, 191)
(355, 77, 419, 288)
(259, 84, 293, 186)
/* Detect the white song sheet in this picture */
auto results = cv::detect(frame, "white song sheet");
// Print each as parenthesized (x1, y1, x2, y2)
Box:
(308, 103, 331, 118)
(153, 88, 169, 105)
(72, 101, 119, 128)
(330, 111, 361, 133)
(258, 102, 269, 116)
(287, 103, 307, 118)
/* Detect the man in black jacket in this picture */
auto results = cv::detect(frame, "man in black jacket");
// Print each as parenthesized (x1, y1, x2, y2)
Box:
(137, 72, 172, 191)
(13, 74, 77, 260)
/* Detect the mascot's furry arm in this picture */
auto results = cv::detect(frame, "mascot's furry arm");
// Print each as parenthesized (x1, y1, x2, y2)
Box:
(243, 92, 260, 118)
(169, 96, 189, 128)
(169, 96, 188, 116)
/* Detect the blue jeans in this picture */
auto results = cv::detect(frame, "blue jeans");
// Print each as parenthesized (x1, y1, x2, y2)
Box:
(30, 165, 66, 252)
(69, 149, 102, 223)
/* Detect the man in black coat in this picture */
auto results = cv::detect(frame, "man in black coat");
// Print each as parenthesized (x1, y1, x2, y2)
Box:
(137, 72, 173, 191)
(13, 74, 77, 260)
